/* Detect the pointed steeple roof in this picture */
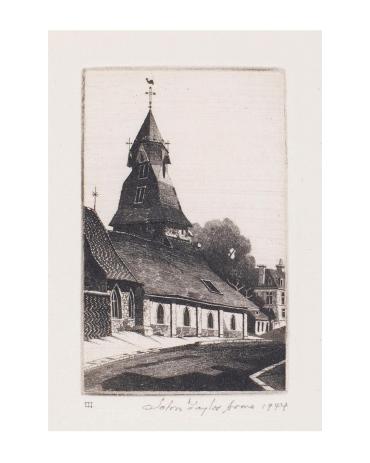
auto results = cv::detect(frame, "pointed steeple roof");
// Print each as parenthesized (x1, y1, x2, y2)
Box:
(134, 109, 163, 144)
(128, 110, 170, 167)
(110, 108, 191, 232)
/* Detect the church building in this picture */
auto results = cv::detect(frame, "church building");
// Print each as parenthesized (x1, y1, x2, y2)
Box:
(83, 86, 260, 340)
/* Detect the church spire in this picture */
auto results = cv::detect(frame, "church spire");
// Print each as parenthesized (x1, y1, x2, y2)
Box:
(126, 108, 168, 167)
(109, 84, 191, 239)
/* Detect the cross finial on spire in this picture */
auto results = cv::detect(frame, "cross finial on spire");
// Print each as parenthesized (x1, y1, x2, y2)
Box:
(145, 85, 156, 110)
(92, 186, 98, 211)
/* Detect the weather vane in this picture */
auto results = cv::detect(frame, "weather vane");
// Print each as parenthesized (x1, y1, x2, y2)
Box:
(145, 78, 156, 110)
(92, 186, 98, 211)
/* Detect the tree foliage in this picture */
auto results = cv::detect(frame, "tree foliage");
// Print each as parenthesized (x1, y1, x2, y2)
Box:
(192, 218, 256, 295)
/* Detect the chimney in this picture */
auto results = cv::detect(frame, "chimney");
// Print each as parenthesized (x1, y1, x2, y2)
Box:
(258, 265, 266, 286)
(276, 258, 285, 272)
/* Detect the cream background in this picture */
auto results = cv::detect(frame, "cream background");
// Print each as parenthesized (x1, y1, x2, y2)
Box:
(49, 31, 321, 430)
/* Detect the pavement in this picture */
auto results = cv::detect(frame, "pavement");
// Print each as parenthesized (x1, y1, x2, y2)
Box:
(84, 338, 286, 393)
(83, 331, 262, 370)
(250, 360, 286, 391)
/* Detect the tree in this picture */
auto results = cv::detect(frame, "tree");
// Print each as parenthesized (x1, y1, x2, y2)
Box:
(192, 218, 256, 295)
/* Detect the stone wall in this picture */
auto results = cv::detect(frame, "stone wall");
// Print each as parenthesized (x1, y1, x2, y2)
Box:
(111, 288, 136, 333)
(84, 291, 111, 340)
(176, 304, 197, 330)
(201, 308, 219, 335)
(223, 311, 243, 338)
(149, 301, 171, 335)
(201, 328, 219, 337)
(152, 324, 171, 336)
(143, 298, 248, 339)
(176, 326, 197, 337)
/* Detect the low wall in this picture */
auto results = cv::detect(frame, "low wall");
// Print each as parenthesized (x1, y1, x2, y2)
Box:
(223, 329, 243, 339)
(176, 326, 197, 337)
(152, 324, 171, 336)
(201, 328, 219, 337)
(84, 292, 111, 340)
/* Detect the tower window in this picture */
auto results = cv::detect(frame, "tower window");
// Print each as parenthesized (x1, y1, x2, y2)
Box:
(201, 279, 222, 295)
(134, 186, 146, 204)
(138, 163, 149, 179)
(281, 291, 285, 304)
(207, 312, 214, 329)
(231, 315, 236, 330)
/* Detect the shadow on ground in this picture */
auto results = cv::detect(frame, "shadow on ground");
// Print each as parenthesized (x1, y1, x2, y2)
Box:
(85, 340, 286, 393)
(101, 366, 262, 392)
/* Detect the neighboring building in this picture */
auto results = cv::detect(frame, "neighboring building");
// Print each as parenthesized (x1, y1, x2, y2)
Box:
(252, 259, 287, 329)
(246, 308, 270, 335)
(83, 101, 260, 340)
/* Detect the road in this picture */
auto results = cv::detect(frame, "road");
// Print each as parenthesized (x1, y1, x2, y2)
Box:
(84, 340, 285, 393)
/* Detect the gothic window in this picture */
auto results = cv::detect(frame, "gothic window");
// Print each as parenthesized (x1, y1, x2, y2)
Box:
(184, 307, 190, 326)
(201, 279, 222, 295)
(208, 312, 214, 329)
(266, 291, 273, 304)
(281, 291, 285, 304)
(282, 308, 286, 318)
(128, 290, 135, 318)
(231, 315, 236, 330)
(157, 304, 164, 324)
(134, 186, 146, 204)
(111, 287, 122, 319)
(139, 163, 149, 179)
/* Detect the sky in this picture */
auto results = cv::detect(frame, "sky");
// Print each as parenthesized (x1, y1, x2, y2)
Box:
(83, 68, 286, 268)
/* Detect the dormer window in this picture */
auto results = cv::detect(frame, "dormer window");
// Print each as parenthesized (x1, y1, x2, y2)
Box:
(201, 279, 222, 295)
(134, 186, 146, 204)
(139, 163, 149, 179)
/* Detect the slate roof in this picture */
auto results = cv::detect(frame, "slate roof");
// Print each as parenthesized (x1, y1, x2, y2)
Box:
(128, 110, 169, 167)
(253, 267, 286, 289)
(133, 110, 164, 144)
(110, 109, 191, 230)
(109, 231, 258, 311)
(84, 207, 137, 282)
(247, 308, 269, 321)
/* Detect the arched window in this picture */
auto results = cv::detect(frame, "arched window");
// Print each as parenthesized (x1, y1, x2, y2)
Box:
(208, 312, 214, 329)
(157, 304, 164, 324)
(231, 315, 236, 330)
(128, 290, 135, 318)
(184, 307, 190, 326)
(111, 287, 122, 319)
